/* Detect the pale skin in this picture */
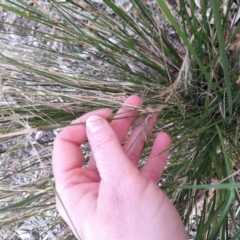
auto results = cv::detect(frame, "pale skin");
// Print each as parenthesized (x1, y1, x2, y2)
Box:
(52, 95, 188, 240)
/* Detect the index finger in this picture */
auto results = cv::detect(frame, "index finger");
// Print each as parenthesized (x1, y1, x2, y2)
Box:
(52, 109, 112, 185)
(87, 95, 142, 170)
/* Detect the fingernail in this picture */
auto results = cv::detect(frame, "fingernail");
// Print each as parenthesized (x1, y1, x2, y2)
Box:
(86, 116, 106, 133)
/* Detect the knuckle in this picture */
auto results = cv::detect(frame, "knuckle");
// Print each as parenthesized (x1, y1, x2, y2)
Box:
(93, 133, 116, 154)
(127, 150, 140, 162)
(143, 168, 159, 181)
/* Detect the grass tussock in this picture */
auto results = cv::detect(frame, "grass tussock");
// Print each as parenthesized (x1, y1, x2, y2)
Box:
(0, 0, 240, 239)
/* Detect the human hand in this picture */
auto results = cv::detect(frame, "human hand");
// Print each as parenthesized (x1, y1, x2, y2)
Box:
(52, 95, 187, 240)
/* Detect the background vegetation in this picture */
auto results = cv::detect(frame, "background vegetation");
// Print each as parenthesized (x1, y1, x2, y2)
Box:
(0, 0, 240, 239)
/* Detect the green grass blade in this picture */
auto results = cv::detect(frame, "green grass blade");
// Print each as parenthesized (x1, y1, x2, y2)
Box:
(210, 0, 233, 116)
(156, 0, 210, 81)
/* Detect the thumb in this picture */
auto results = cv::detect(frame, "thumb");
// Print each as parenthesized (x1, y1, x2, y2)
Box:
(86, 115, 136, 185)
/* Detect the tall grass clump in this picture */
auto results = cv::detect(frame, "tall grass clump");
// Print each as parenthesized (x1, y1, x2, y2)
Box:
(0, 0, 240, 239)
